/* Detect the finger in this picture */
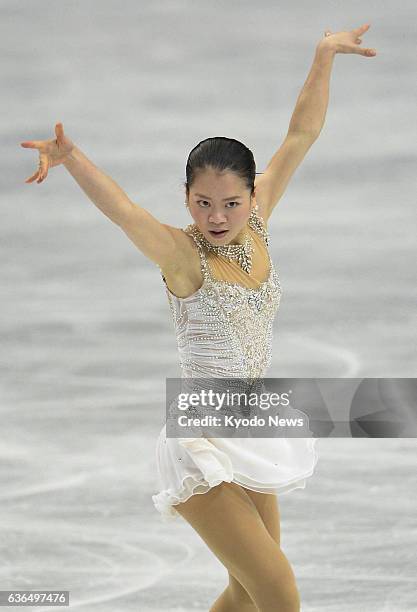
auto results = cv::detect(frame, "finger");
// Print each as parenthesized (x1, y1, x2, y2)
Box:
(353, 23, 370, 35)
(24, 170, 40, 184)
(37, 153, 49, 183)
(37, 167, 49, 183)
(20, 141, 44, 149)
(356, 47, 377, 56)
(55, 122, 64, 141)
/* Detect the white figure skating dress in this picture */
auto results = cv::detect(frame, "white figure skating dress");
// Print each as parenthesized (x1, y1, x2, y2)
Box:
(152, 207, 318, 521)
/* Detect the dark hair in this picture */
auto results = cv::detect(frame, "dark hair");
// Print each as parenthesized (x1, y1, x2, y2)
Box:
(184, 136, 260, 197)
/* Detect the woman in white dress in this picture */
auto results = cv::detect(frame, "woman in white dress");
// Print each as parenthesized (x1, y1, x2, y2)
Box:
(21, 24, 375, 612)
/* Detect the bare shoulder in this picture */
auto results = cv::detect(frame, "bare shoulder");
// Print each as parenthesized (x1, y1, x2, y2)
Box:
(253, 175, 270, 226)
(162, 224, 198, 267)
(159, 224, 204, 298)
(252, 191, 270, 227)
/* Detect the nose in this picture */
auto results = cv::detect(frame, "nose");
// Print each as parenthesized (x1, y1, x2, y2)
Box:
(208, 210, 227, 224)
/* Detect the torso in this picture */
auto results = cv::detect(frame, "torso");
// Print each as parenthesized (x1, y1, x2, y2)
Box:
(160, 199, 270, 299)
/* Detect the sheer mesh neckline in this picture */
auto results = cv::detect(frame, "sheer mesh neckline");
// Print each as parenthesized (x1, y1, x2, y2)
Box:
(203, 247, 273, 292)
(162, 224, 273, 300)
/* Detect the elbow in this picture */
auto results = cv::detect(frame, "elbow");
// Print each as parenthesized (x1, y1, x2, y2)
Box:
(113, 201, 136, 228)
(287, 129, 320, 144)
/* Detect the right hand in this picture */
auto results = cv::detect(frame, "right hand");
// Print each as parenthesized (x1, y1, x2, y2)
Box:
(20, 122, 75, 184)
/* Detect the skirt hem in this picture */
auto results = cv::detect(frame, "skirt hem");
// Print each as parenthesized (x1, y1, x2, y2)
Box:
(152, 436, 319, 522)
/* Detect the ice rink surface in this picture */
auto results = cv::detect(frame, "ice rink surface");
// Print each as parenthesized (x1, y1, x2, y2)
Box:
(1, 0, 416, 610)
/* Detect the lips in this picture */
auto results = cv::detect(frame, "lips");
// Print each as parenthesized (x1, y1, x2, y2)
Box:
(209, 229, 228, 238)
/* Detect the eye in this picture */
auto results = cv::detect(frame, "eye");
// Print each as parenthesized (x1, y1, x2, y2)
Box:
(196, 200, 241, 208)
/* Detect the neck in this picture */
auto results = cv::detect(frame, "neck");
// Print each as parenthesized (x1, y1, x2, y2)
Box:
(228, 225, 248, 246)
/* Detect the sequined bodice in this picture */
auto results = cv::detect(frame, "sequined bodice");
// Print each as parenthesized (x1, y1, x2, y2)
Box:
(161, 212, 282, 379)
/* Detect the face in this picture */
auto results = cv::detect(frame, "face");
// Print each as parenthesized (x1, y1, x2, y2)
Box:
(186, 167, 255, 245)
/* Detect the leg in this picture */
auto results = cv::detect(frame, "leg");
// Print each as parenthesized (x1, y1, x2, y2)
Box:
(224, 488, 281, 609)
(174, 481, 300, 612)
(245, 488, 281, 546)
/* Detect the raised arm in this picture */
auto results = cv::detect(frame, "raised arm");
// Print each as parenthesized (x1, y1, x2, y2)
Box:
(20, 123, 183, 270)
(255, 24, 377, 222)
(62, 145, 184, 268)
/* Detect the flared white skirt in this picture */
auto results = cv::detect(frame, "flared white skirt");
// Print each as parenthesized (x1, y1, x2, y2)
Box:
(152, 425, 319, 521)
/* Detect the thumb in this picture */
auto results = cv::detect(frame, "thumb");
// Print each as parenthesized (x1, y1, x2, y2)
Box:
(20, 141, 43, 149)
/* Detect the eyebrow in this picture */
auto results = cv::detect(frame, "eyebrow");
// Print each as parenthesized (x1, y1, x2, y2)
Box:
(194, 193, 243, 201)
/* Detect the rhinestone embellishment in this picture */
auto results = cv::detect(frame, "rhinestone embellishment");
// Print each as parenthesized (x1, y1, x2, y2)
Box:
(184, 205, 270, 275)
(162, 207, 282, 378)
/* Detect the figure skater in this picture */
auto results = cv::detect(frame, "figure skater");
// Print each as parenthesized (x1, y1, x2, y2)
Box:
(20, 24, 376, 612)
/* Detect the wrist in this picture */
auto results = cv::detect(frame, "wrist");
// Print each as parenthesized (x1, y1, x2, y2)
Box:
(314, 40, 336, 67)
(63, 145, 81, 166)
(315, 40, 337, 63)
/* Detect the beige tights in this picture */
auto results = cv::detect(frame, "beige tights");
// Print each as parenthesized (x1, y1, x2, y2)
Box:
(174, 481, 301, 612)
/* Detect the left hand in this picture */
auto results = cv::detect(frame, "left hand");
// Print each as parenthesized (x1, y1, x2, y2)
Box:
(319, 23, 377, 57)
